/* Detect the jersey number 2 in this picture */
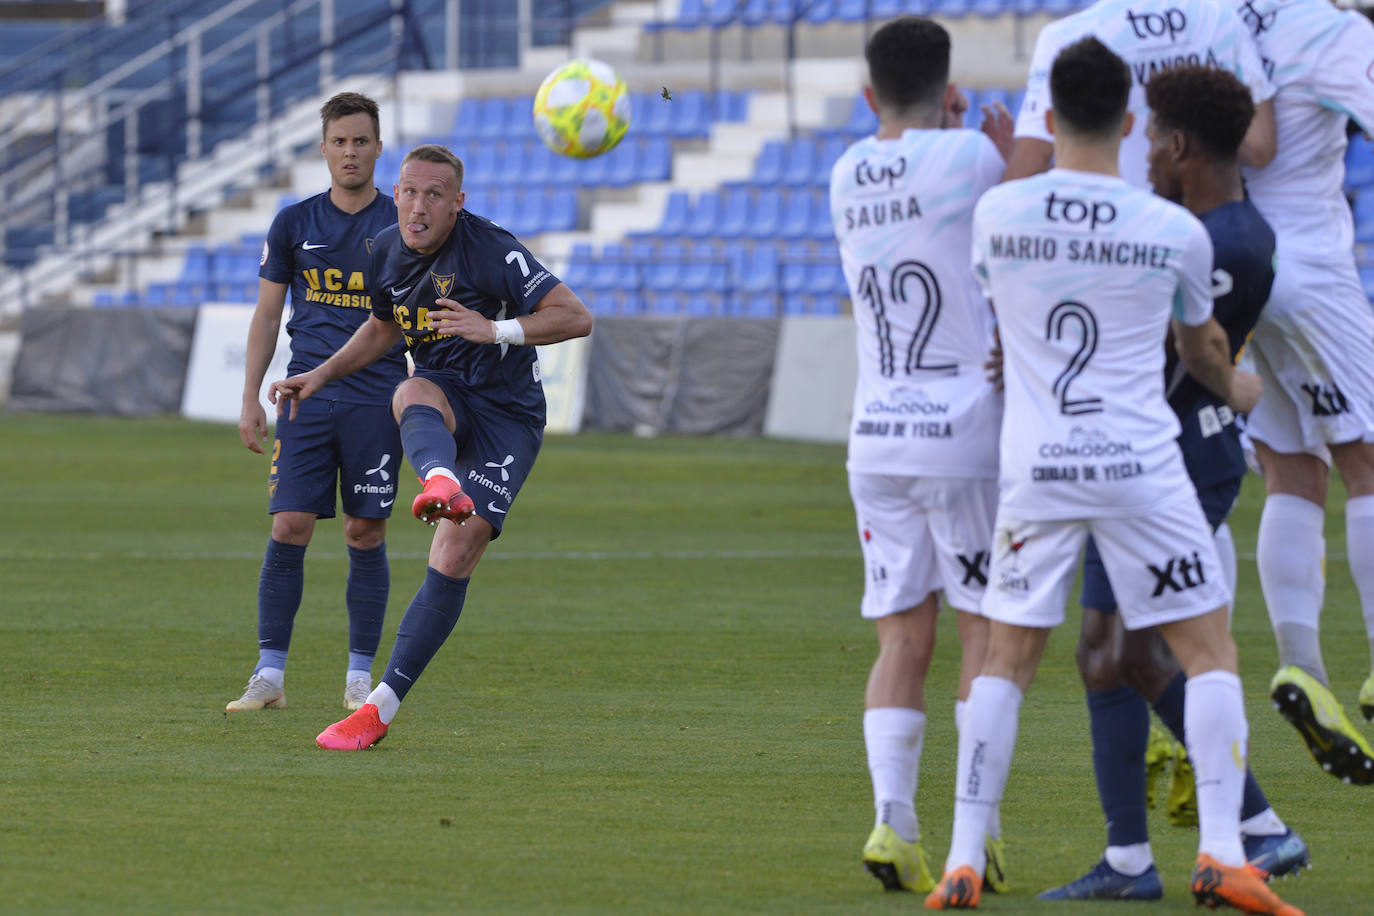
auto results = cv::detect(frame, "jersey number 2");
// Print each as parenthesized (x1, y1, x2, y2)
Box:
(858, 260, 956, 379)
(1045, 300, 1102, 416)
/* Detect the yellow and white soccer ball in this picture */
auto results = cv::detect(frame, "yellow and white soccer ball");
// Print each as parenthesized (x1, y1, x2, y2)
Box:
(532, 58, 631, 159)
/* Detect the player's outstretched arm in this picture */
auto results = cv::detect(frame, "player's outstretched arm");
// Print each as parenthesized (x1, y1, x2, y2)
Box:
(270, 315, 403, 420)
(1238, 99, 1276, 169)
(428, 283, 594, 347)
(1002, 136, 1053, 181)
(1172, 316, 1262, 414)
(239, 278, 289, 453)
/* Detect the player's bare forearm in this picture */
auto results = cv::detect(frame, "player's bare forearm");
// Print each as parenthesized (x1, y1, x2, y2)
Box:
(1173, 317, 1261, 413)
(428, 284, 594, 347)
(1238, 99, 1276, 170)
(242, 280, 288, 402)
(1003, 137, 1053, 182)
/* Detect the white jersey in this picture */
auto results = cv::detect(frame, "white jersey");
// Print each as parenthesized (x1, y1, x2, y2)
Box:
(831, 128, 1005, 478)
(1237, 0, 1374, 262)
(1015, 0, 1274, 189)
(971, 169, 1214, 519)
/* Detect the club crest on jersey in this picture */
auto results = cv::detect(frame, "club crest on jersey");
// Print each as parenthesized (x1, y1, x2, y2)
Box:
(432, 272, 455, 298)
(365, 237, 374, 253)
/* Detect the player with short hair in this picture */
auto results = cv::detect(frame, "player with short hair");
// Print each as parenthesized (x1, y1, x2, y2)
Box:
(227, 91, 407, 714)
(830, 15, 1013, 895)
(1005, 0, 1277, 184)
(271, 143, 593, 750)
(925, 38, 1303, 915)
(1036, 64, 1307, 902)
(1232, 0, 1374, 784)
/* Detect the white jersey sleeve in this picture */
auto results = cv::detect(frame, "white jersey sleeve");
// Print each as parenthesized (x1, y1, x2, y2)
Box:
(1172, 217, 1214, 326)
(1013, 0, 1275, 188)
(1239, 0, 1373, 260)
(831, 128, 1005, 479)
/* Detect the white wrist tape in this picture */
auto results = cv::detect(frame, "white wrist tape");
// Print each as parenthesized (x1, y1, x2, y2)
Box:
(492, 318, 525, 346)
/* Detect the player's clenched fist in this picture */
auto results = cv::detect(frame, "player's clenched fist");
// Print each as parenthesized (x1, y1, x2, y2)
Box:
(428, 298, 496, 343)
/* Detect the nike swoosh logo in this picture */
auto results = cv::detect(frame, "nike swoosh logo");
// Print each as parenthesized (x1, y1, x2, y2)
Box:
(487, 502, 507, 515)
(392, 668, 413, 683)
(301, 241, 327, 250)
(379, 499, 394, 507)
(390, 286, 411, 297)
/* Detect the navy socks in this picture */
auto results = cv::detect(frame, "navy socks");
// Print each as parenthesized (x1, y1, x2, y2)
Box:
(1088, 686, 1151, 847)
(346, 543, 389, 674)
(255, 539, 306, 673)
(399, 404, 457, 480)
(381, 566, 469, 701)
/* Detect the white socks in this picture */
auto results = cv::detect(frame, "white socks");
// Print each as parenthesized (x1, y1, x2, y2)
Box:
(1346, 495, 1374, 669)
(864, 707, 926, 842)
(1257, 493, 1327, 681)
(955, 698, 1001, 840)
(947, 676, 1022, 873)
(424, 468, 459, 484)
(367, 681, 401, 724)
(1105, 843, 1154, 877)
(1185, 670, 1248, 867)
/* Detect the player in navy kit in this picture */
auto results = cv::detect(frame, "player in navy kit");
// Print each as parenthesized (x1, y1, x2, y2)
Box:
(1038, 65, 1307, 902)
(270, 143, 593, 749)
(227, 92, 408, 714)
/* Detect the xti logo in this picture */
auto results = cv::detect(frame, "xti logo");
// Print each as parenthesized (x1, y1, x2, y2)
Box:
(957, 551, 989, 587)
(366, 455, 391, 481)
(1301, 383, 1350, 417)
(1148, 551, 1207, 597)
(1125, 7, 1187, 40)
(485, 454, 515, 482)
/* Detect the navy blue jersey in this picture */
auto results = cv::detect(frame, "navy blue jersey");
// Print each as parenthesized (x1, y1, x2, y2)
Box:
(261, 189, 407, 405)
(368, 209, 561, 426)
(1166, 198, 1275, 488)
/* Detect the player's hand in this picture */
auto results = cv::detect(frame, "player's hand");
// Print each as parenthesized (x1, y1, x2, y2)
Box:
(238, 398, 269, 454)
(1227, 369, 1262, 414)
(983, 326, 1004, 391)
(429, 298, 497, 343)
(270, 370, 324, 421)
(980, 101, 1015, 162)
(941, 86, 969, 129)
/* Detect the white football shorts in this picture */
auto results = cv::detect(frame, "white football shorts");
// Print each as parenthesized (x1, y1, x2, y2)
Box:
(849, 473, 997, 618)
(982, 493, 1230, 631)
(1244, 252, 1374, 465)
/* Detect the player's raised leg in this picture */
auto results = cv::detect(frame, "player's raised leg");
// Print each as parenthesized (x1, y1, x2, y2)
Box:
(395, 379, 474, 525)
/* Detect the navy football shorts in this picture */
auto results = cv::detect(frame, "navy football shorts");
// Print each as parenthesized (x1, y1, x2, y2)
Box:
(414, 368, 543, 539)
(268, 397, 403, 520)
(1080, 475, 1243, 615)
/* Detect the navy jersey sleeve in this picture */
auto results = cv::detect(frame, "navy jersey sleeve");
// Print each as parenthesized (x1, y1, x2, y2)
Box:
(260, 207, 296, 284)
(470, 227, 562, 316)
(369, 239, 396, 325)
(1205, 203, 1274, 358)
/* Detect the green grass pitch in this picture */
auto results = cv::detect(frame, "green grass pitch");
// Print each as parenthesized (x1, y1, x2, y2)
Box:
(1, 414, 1370, 913)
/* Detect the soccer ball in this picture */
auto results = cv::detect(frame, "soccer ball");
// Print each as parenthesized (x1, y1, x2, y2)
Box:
(532, 58, 631, 159)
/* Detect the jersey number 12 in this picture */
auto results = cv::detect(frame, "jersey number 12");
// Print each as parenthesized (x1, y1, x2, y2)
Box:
(857, 260, 956, 379)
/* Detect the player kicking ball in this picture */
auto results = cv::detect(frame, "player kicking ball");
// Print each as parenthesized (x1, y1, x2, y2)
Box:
(271, 144, 593, 750)
(924, 39, 1302, 915)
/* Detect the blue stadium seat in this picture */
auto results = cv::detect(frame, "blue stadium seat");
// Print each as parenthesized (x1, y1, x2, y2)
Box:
(584, 289, 620, 315)
(782, 137, 817, 187)
(780, 242, 810, 297)
(672, 0, 707, 28)
(682, 242, 727, 293)
(588, 243, 625, 291)
(747, 188, 784, 238)
(524, 142, 556, 185)
(563, 244, 594, 290)
(671, 89, 710, 139)
(805, 0, 838, 22)
(687, 293, 719, 316)
(814, 134, 849, 186)
(933, 0, 974, 15)
(638, 136, 673, 182)
(547, 187, 578, 231)
(716, 186, 752, 239)
(639, 92, 675, 136)
(705, 0, 739, 26)
(653, 290, 688, 315)
(807, 256, 849, 296)
(1040, 0, 1079, 13)
(753, 140, 786, 187)
(1356, 192, 1374, 243)
(736, 244, 780, 295)
(1347, 137, 1374, 191)
(649, 241, 688, 292)
(658, 190, 691, 236)
(845, 93, 878, 138)
(807, 189, 835, 241)
(686, 191, 722, 238)
(778, 189, 812, 240)
(181, 244, 210, 285)
(472, 97, 510, 141)
(621, 290, 649, 314)
(812, 294, 844, 316)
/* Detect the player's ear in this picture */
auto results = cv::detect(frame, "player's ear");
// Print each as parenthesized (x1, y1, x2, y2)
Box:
(455, 190, 466, 212)
(1121, 110, 1135, 139)
(1045, 108, 1056, 137)
(862, 85, 878, 117)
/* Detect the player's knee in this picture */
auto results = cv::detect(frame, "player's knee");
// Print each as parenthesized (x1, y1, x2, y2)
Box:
(1333, 440, 1374, 497)
(343, 516, 385, 550)
(390, 378, 446, 422)
(1075, 637, 1118, 690)
(270, 512, 314, 545)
